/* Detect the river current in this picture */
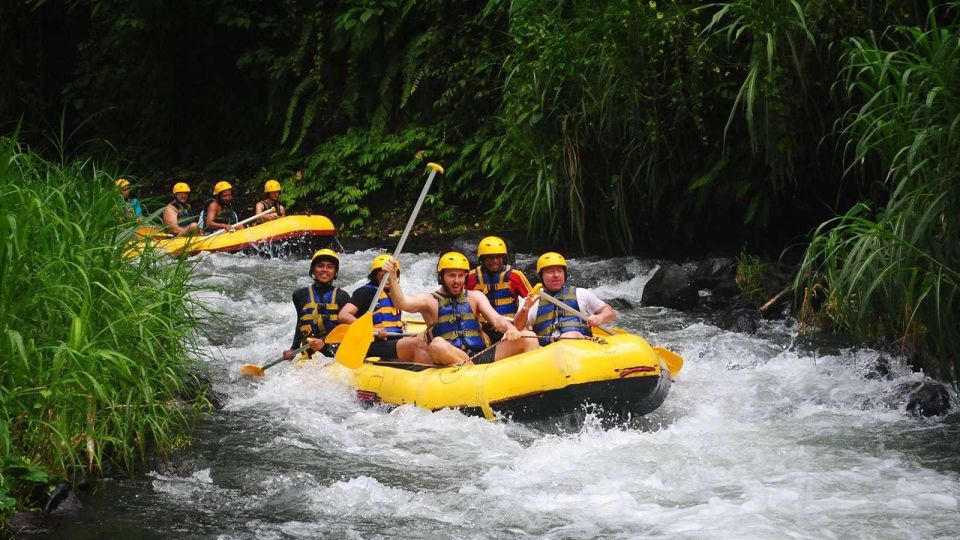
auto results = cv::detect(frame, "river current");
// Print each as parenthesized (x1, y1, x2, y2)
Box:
(61, 250, 960, 538)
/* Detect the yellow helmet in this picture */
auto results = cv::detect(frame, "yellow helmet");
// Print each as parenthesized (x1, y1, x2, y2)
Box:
(310, 248, 340, 277)
(477, 236, 508, 258)
(437, 252, 470, 273)
(536, 252, 568, 274)
(263, 179, 281, 193)
(172, 182, 191, 194)
(370, 254, 399, 272)
(115, 178, 131, 188)
(213, 180, 233, 195)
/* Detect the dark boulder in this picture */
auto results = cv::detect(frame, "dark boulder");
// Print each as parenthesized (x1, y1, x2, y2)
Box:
(45, 483, 82, 515)
(641, 264, 698, 310)
(716, 304, 760, 334)
(691, 257, 737, 288)
(890, 380, 952, 417)
(5, 511, 51, 535)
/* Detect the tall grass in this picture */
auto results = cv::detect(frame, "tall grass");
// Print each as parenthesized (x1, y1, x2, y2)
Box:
(798, 3, 960, 380)
(0, 135, 205, 515)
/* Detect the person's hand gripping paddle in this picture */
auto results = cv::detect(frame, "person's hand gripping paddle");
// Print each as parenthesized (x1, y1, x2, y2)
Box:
(335, 163, 444, 369)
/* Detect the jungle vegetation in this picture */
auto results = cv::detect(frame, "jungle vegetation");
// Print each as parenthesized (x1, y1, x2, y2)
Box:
(0, 0, 956, 461)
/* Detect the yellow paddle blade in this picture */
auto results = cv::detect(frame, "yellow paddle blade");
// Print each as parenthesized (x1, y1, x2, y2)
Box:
(335, 312, 373, 369)
(654, 346, 684, 378)
(323, 324, 351, 344)
(239, 364, 266, 377)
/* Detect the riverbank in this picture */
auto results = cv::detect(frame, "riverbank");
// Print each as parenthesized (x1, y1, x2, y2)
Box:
(0, 139, 210, 528)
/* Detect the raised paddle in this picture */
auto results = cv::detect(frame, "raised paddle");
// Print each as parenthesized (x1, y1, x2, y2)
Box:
(239, 341, 313, 377)
(531, 284, 684, 377)
(335, 162, 444, 369)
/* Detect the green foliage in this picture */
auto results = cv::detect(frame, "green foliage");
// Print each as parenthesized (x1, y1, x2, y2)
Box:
(736, 251, 777, 304)
(0, 135, 205, 513)
(799, 3, 960, 379)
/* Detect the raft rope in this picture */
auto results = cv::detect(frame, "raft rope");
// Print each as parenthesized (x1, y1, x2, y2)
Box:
(462, 335, 607, 365)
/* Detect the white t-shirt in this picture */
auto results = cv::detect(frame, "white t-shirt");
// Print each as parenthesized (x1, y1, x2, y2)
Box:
(524, 287, 607, 330)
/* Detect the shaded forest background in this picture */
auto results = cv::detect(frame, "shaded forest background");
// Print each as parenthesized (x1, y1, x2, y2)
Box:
(1, 1, 957, 377)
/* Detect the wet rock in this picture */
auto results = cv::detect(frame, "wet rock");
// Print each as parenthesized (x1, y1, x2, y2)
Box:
(716, 304, 760, 334)
(691, 257, 737, 288)
(45, 483, 82, 515)
(890, 380, 952, 417)
(5, 511, 52, 535)
(447, 233, 487, 264)
(641, 264, 697, 310)
(606, 298, 634, 311)
(861, 354, 893, 380)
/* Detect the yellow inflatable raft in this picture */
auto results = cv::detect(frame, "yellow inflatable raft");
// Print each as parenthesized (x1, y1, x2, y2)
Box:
(137, 215, 335, 257)
(322, 332, 675, 423)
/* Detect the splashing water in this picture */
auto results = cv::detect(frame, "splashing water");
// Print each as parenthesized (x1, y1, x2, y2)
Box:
(62, 250, 960, 538)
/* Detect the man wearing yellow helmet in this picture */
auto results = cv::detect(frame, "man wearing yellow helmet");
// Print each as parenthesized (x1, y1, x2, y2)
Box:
(338, 254, 430, 363)
(161, 182, 199, 236)
(198, 180, 243, 233)
(115, 178, 144, 219)
(515, 252, 617, 344)
(465, 236, 533, 341)
(254, 179, 286, 223)
(282, 248, 351, 360)
(381, 252, 537, 366)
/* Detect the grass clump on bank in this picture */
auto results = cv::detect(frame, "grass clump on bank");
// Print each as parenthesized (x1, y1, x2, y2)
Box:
(798, 6, 959, 381)
(0, 136, 205, 517)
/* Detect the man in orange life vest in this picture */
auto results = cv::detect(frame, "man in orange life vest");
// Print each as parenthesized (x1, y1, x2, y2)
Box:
(465, 236, 533, 342)
(381, 252, 537, 366)
(514, 252, 617, 344)
(338, 254, 429, 363)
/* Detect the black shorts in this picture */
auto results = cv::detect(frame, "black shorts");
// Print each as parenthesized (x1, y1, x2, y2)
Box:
(367, 339, 399, 360)
(469, 346, 496, 365)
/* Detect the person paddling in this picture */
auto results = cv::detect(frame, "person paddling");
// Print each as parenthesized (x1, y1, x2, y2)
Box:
(283, 249, 350, 361)
(465, 236, 533, 342)
(381, 252, 537, 366)
(198, 180, 243, 233)
(514, 252, 617, 344)
(338, 254, 430, 364)
(254, 179, 286, 223)
(161, 182, 199, 237)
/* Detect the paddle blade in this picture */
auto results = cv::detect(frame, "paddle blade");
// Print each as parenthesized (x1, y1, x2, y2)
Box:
(654, 346, 684, 378)
(239, 364, 266, 377)
(323, 324, 350, 345)
(335, 312, 374, 369)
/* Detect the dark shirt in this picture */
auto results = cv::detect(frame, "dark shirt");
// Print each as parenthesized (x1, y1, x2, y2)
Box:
(347, 283, 386, 318)
(290, 283, 350, 349)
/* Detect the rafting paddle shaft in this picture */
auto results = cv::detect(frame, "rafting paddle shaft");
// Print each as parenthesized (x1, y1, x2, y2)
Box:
(532, 284, 685, 377)
(239, 342, 313, 377)
(206, 207, 276, 238)
(335, 163, 444, 369)
(319, 323, 418, 345)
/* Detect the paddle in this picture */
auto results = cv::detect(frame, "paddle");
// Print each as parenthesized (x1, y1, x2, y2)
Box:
(239, 342, 313, 377)
(205, 207, 276, 238)
(335, 162, 444, 369)
(531, 284, 684, 377)
(320, 323, 419, 345)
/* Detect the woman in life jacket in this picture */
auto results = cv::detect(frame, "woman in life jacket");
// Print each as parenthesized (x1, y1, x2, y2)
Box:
(162, 182, 200, 236)
(254, 179, 286, 223)
(337, 254, 430, 363)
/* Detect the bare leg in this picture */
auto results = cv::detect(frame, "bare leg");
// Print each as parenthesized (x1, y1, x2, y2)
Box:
(494, 330, 539, 361)
(396, 336, 429, 363)
(559, 331, 590, 339)
(428, 337, 471, 366)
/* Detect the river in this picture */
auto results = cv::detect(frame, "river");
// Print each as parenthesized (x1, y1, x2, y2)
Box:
(58, 250, 960, 538)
